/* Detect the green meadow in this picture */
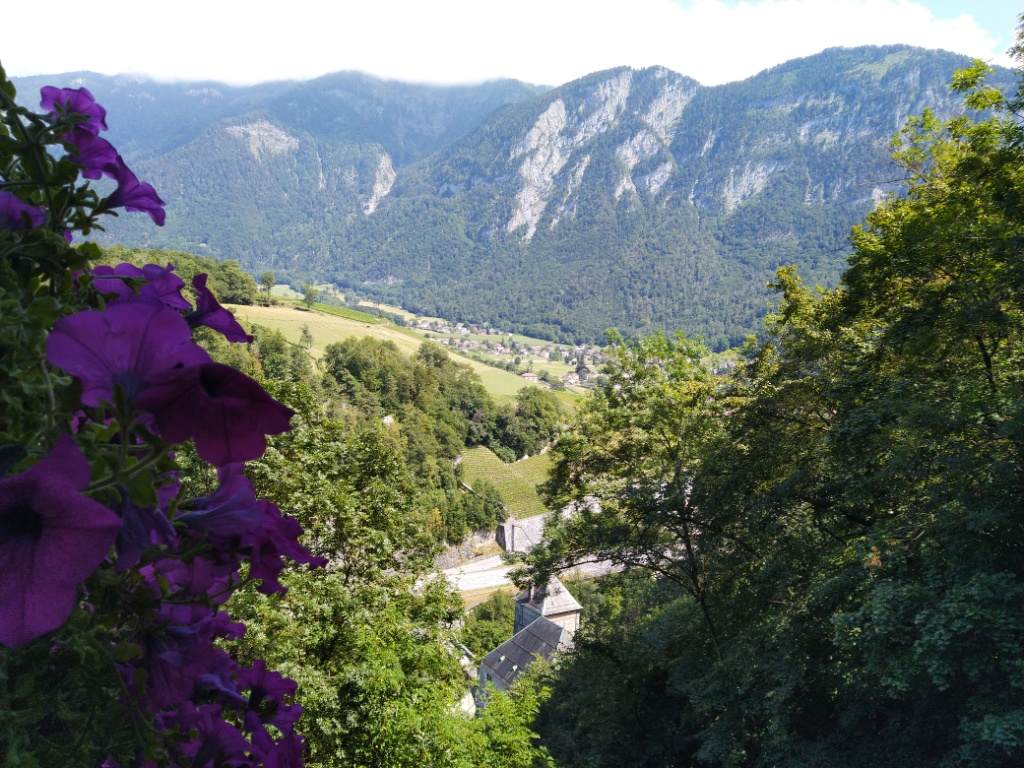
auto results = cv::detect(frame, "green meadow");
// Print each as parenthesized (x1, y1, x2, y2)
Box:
(229, 301, 569, 402)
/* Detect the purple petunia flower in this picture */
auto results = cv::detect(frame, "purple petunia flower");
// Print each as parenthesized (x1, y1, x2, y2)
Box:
(136, 363, 294, 466)
(237, 658, 301, 729)
(40, 86, 108, 134)
(46, 302, 211, 407)
(0, 191, 45, 231)
(186, 274, 253, 343)
(177, 464, 262, 545)
(112, 492, 176, 573)
(0, 434, 122, 647)
(243, 500, 325, 595)
(174, 703, 254, 767)
(91, 263, 190, 310)
(103, 157, 166, 226)
(248, 713, 306, 768)
(62, 128, 120, 180)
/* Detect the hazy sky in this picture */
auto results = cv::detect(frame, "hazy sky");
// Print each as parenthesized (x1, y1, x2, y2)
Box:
(3, 0, 1019, 87)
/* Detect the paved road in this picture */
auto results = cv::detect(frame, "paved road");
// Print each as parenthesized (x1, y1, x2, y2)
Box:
(443, 554, 618, 593)
(443, 555, 512, 592)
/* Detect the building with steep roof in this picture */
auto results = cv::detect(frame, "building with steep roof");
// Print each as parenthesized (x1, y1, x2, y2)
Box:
(476, 577, 583, 702)
(513, 576, 582, 636)
(478, 616, 570, 694)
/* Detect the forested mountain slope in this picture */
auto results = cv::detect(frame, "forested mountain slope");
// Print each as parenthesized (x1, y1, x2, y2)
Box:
(18, 47, 1007, 347)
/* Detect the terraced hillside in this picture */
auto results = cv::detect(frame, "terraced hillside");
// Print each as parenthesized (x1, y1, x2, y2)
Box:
(460, 447, 552, 519)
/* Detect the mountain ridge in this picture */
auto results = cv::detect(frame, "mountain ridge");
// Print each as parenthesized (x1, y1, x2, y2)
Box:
(14, 46, 1008, 347)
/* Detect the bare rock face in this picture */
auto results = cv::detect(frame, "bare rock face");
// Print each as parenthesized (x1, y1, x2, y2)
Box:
(225, 120, 299, 161)
(363, 152, 396, 215)
(507, 100, 570, 240)
(643, 71, 697, 144)
(722, 162, 776, 212)
(506, 70, 639, 239)
(615, 130, 662, 199)
(572, 70, 632, 145)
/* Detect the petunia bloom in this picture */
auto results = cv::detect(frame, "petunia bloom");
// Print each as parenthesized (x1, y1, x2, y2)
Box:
(103, 157, 166, 226)
(136, 363, 294, 466)
(62, 128, 119, 180)
(236, 658, 301, 729)
(46, 302, 211, 407)
(40, 86, 107, 134)
(0, 191, 45, 231)
(112, 492, 176, 573)
(177, 463, 262, 545)
(243, 500, 325, 595)
(91, 263, 189, 310)
(0, 434, 121, 647)
(186, 274, 253, 343)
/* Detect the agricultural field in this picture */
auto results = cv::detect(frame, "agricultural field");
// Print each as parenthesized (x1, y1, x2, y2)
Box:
(460, 447, 552, 519)
(227, 302, 557, 402)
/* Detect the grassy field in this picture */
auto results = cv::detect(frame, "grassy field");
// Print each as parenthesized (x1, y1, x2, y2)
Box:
(227, 302, 557, 402)
(460, 447, 552, 519)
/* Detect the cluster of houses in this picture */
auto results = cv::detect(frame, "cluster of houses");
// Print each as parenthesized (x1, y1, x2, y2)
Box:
(519, 368, 593, 386)
(413, 318, 605, 372)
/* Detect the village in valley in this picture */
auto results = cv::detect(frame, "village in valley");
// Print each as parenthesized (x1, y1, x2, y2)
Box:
(410, 317, 606, 389)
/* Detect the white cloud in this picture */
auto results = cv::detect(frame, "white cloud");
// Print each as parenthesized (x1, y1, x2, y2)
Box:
(0, 0, 1011, 87)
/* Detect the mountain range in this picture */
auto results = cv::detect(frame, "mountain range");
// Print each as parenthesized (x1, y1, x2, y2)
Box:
(14, 46, 1005, 348)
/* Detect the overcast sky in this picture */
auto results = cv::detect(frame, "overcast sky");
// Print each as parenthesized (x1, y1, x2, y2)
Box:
(2, 0, 1019, 88)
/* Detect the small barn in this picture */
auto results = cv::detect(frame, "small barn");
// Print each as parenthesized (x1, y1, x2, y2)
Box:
(496, 513, 549, 554)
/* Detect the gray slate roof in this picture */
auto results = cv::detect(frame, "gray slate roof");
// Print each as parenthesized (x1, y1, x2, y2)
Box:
(480, 616, 570, 688)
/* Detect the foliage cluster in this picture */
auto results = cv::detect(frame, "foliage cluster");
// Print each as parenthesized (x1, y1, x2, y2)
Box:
(320, 336, 564, 541)
(462, 591, 517, 659)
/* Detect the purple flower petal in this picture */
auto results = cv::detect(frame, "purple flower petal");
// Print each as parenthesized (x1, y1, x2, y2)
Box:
(91, 263, 189, 310)
(136, 363, 294, 466)
(113, 492, 176, 572)
(0, 434, 121, 647)
(104, 157, 166, 226)
(62, 129, 119, 180)
(243, 500, 325, 595)
(178, 464, 262, 544)
(186, 274, 253, 343)
(237, 658, 301, 729)
(40, 86, 107, 134)
(141, 264, 191, 310)
(46, 303, 212, 407)
(0, 191, 45, 231)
